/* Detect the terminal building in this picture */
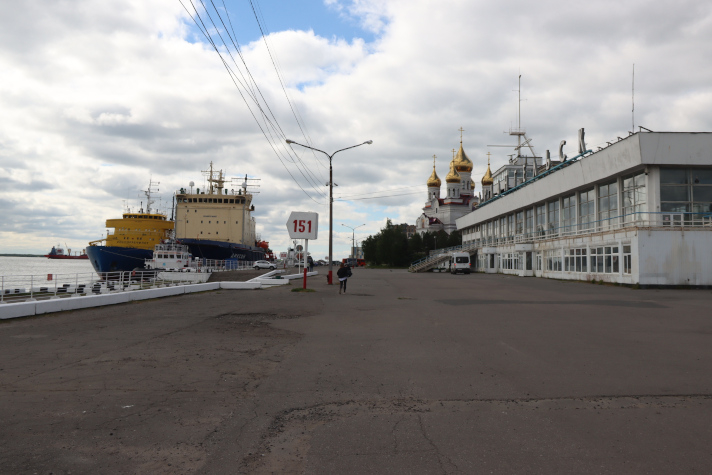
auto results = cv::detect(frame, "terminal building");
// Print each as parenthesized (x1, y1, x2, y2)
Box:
(455, 130, 712, 286)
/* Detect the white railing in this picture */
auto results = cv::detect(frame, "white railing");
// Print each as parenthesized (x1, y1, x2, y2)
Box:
(464, 211, 712, 249)
(0, 262, 270, 304)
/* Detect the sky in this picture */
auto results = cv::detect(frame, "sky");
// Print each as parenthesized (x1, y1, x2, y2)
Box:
(2, 0, 712, 259)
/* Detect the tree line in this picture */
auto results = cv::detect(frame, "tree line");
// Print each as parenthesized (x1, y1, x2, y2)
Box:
(362, 220, 462, 267)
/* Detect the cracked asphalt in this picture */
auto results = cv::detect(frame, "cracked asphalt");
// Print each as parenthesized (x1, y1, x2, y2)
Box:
(2, 269, 712, 474)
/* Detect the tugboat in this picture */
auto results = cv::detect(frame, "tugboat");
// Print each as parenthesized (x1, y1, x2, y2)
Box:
(174, 163, 265, 262)
(45, 245, 89, 259)
(86, 180, 173, 273)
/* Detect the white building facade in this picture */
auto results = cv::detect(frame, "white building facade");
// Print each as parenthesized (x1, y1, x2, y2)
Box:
(456, 132, 712, 286)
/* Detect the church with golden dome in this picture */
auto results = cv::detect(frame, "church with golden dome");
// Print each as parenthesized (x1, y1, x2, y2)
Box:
(415, 130, 480, 235)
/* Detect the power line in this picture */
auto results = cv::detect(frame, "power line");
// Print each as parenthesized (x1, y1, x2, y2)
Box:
(209, 0, 327, 197)
(248, 0, 328, 184)
(336, 184, 423, 198)
(336, 191, 422, 201)
(178, 0, 327, 204)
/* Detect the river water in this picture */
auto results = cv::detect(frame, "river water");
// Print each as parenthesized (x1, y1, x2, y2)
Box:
(0, 256, 94, 278)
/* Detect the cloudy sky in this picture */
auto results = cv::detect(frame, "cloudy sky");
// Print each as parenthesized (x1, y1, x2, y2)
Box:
(2, 0, 712, 258)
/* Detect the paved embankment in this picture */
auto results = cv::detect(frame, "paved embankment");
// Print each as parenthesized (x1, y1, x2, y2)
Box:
(2, 269, 712, 474)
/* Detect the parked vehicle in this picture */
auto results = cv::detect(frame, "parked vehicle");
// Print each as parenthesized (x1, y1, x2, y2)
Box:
(449, 252, 471, 274)
(343, 258, 359, 267)
(254, 260, 276, 270)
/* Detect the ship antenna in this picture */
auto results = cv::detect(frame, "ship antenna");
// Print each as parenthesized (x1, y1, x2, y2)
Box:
(144, 179, 160, 214)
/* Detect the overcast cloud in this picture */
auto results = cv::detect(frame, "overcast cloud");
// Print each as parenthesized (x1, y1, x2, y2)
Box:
(1, 0, 711, 258)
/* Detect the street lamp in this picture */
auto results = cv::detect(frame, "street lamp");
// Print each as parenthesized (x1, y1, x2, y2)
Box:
(342, 223, 366, 258)
(286, 139, 373, 284)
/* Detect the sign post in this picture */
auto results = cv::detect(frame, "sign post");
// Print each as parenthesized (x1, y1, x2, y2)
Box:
(286, 212, 319, 290)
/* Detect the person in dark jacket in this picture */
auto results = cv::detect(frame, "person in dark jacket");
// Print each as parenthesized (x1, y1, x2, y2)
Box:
(337, 262, 351, 294)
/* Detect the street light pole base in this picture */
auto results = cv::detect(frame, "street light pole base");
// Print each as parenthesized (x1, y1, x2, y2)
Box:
(327, 271, 333, 285)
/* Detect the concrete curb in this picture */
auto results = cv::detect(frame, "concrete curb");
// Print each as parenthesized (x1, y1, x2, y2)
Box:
(1, 281, 252, 320)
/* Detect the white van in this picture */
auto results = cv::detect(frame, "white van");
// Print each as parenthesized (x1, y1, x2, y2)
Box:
(449, 252, 471, 274)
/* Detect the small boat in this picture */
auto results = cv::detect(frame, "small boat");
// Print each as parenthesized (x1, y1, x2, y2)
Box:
(45, 245, 89, 260)
(144, 242, 212, 283)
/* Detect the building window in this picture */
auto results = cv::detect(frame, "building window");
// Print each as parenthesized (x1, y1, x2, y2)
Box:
(564, 249, 574, 271)
(579, 189, 595, 231)
(598, 182, 618, 230)
(515, 211, 524, 235)
(590, 247, 603, 273)
(565, 249, 586, 272)
(507, 214, 515, 237)
(622, 173, 647, 223)
(661, 168, 712, 221)
(590, 246, 619, 273)
(562, 195, 576, 235)
(525, 209, 533, 237)
(547, 200, 559, 236)
(545, 249, 561, 271)
(501, 253, 520, 270)
(536, 204, 545, 236)
(623, 245, 632, 274)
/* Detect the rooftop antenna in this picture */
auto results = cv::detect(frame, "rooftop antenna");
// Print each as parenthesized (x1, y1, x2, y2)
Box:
(632, 63, 635, 132)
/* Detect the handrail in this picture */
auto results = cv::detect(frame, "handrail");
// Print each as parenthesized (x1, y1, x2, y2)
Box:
(462, 211, 712, 249)
(0, 263, 262, 304)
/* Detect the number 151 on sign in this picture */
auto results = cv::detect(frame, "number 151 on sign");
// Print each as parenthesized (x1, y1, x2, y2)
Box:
(286, 211, 318, 240)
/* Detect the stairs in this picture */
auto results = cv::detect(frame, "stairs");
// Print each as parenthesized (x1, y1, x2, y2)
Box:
(408, 242, 479, 273)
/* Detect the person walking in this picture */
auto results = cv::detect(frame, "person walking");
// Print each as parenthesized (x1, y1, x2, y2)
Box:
(337, 262, 351, 294)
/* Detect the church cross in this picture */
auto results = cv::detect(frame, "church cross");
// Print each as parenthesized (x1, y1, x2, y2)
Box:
(458, 127, 465, 143)
(487, 151, 491, 165)
(452, 148, 456, 160)
(432, 154, 437, 168)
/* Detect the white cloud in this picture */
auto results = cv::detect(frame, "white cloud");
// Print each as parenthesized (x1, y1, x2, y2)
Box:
(1, 0, 712, 260)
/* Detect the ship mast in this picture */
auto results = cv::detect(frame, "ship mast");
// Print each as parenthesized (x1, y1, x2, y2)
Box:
(203, 161, 227, 195)
(144, 179, 160, 214)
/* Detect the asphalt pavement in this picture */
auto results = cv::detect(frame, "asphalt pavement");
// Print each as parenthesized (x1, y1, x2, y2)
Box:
(2, 269, 712, 474)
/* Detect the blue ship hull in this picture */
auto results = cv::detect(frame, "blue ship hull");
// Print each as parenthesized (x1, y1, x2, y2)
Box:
(86, 246, 153, 273)
(177, 238, 265, 261)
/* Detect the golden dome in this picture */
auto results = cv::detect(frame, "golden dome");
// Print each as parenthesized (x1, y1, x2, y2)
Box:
(481, 159, 493, 186)
(446, 161, 461, 183)
(427, 155, 441, 187)
(427, 167, 441, 187)
(453, 143, 473, 173)
(471, 181, 475, 190)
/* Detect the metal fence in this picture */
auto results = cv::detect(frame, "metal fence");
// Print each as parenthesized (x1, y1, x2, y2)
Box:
(0, 260, 264, 304)
(462, 211, 712, 249)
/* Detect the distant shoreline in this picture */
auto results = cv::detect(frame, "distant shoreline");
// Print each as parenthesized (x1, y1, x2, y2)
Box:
(0, 254, 44, 258)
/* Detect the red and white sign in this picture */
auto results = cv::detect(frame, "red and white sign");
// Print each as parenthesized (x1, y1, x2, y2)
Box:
(279, 252, 287, 259)
(286, 212, 318, 240)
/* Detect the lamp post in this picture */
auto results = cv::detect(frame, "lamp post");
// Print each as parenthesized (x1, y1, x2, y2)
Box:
(342, 223, 365, 258)
(286, 139, 372, 284)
